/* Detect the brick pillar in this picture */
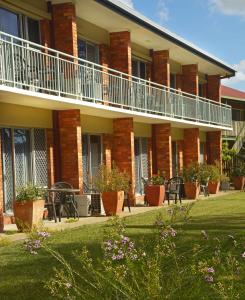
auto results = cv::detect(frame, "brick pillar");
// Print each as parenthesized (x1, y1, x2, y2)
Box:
(46, 129, 55, 187)
(152, 124, 172, 179)
(207, 75, 221, 102)
(0, 133, 4, 232)
(113, 118, 135, 204)
(103, 134, 112, 170)
(53, 110, 83, 190)
(110, 31, 132, 75)
(177, 140, 184, 174)
(184, 128, 200, 166)
(40, 19, 51, 48)
(206, 131, 222, 166)
(147, 137, 153, 178)
(151, 50, 170, 86)
(99, 44, 110, 104)
(51, 3, 78, 56)
(182, 64, 198, 95)
(202, 83, 207, 98)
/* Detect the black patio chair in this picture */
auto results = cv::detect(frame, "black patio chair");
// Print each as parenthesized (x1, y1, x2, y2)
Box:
(45, 182, 79, 222)
(165, 177, 183, 205)
(122, 191, 131, 212)
(200, 178, 210, 197)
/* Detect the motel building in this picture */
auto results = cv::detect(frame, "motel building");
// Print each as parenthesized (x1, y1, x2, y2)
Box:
(0, 0, 235, 223)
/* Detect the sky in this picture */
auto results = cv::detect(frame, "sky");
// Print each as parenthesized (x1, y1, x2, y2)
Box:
(118, 0, 245, 91)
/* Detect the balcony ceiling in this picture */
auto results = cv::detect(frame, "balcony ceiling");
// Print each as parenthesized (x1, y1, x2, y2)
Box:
(74, 0, 235, 77)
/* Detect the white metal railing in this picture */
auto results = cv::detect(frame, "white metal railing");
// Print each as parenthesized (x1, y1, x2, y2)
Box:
(223, 120, 245, 137)
(0, 31, 232, 128)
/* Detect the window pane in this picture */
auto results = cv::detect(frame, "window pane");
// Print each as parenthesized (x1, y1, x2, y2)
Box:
(132, 60, 138, 77)
(87, 43, 99, 63)
(78, 40, 86, 60)
(140, 62, 146, 79)
(0, 8, 19, 37)
(170, 74, 176, 89)
(200, 142, 205, 164)
(27, 17, 40, 44)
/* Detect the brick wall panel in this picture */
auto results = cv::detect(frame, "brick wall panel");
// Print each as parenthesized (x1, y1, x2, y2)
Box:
(103, 134, 113, 170)
(46, 129, 55, 187)
(206, 131, 222, 166)
(184, 128, 200, 166)
(207, 75, 221, 102)
(151, 50, 170, 87)
(182, 64, 198, 95)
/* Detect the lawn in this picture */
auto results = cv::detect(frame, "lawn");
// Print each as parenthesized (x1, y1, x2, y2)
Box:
(0, 192, 245, 300)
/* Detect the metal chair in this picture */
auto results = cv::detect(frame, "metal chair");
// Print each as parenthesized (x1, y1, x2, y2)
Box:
(45, 182, 79, 222)
(200, 178, 210, 197)
(165, 177, 183, 205)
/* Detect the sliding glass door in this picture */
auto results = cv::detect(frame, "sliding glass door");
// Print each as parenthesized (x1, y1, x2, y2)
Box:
(82, 134, 102, 191)
(135, 137, 148, 195)
(1, 128, 48, 213)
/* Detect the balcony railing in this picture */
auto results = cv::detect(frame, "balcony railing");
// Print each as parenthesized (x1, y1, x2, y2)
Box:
(0, 31, 232, 128)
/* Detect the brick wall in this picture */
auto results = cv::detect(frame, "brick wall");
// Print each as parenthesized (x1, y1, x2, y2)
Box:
(151, 50, 170, 86)
(53, 110, 83, 190)
(51, 3, 78, 56)
(46, 129, 55, 187)
(152, 123, 172, 179)
(206, 131, 222, 166)
(0, 133, 3, 232)
(113, 118, 135, 204)
(207, 75, 221, 102)
(103, 134, 113, 170)
(40, 19, 51, 48)
(182, 64, 198, 95)
(184, 128, 200, 166)
(110, 31, 132, 75)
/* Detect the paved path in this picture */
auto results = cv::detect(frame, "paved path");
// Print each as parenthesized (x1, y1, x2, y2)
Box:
(0, 190, 240, 243)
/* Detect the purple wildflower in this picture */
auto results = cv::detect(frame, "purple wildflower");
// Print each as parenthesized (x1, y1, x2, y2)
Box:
(37, 231, 50, 239)
(121, 236, 130, 244)
(207, 267, 215, 274)
(170, 228, 177, 237)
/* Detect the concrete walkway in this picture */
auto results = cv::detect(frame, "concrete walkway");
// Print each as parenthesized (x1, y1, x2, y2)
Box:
(0, 190, 240, 243)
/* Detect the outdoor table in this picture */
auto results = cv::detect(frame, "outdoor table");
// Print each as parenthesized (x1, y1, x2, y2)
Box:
(47, 188, 80, 222)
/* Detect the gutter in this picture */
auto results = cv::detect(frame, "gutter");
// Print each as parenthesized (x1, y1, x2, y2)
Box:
(95, 0, 236, 76)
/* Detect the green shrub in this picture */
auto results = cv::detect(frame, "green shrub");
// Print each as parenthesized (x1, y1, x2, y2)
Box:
(16, 184, 45, 202)
(183, 162, 201, 183)
(150, 172, 165, 185)
(207, 164, 221, 183)
(231, 165, 245, 177)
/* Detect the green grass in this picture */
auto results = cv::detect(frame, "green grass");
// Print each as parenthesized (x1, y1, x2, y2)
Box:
(0, 192, 245, 300)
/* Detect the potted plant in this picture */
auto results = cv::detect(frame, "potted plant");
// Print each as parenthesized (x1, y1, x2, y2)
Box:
(220, 174, 230, 191)
(183, 163, 200, 199)
(145, 172, 165, 206)
(13, 184, 45, 232)
(232, 166, 245, 190)
(94, 165, 129, 216)
(207, 164, 221, 194)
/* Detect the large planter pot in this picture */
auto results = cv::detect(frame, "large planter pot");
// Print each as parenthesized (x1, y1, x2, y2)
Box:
(184, 182, 200, 200)
(208, 181, 220, 194)
(145, 185, 165, 206)
(233, 176, 245, 190)
(220, 181, 230, 192)
(0, 208, 4, 233)
(102, 191, 124, 216)
(13, 200, 45, 232)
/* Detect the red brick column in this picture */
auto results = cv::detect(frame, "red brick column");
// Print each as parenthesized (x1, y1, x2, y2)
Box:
(151, 50, 170, 87)
(207, 75, 221, 102)
(206, 131, 222, 166)
(184, 128, 200, 167)
(147, 137, 153, 178)
(110, 31, 132, 75)
(51, 3, 78, 56)
(46, 129, 55, 187)
(182, 64, 198, 95)
(53, 110, 83, 190)
(177, 140, 184, 174)
(99, 44, 110, 104)
(40, 19, 51, 48)
(0, 134, 4, 232)
(152, 124, 172, 179)
(113, 118, 135, 204)
(103, 134, 113, 170)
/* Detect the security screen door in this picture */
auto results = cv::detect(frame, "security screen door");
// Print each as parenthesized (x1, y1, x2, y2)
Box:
(135, 137, 148, 195)
(1, 128, 48, 213)
(82, 134, 102, 191)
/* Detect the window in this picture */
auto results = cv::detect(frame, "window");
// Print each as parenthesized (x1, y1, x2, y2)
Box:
(232, 109, 243, 121)
(0, 8, 40, 43)
(200, 142, 206, 164)
(170, 74, 176, 89)
(78, 39, 99, 63)
(135, 137, 148, 194)
(132, 59, 147, 79)
(199, 84, 206, 97)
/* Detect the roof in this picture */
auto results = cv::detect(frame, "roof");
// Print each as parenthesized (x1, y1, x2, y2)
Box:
(96, 0, 236, 77)
(221, 85, 245, 101)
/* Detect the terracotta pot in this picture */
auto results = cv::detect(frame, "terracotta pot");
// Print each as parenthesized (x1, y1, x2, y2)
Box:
(145, 185, 165, 206)
(184, 182, 200, 200)
(233, 176, 245, 190)
(208, 181, 220, 194)
(102, 191, 124, 216)
(0, 208, 4, 233)
(13, 200, 45, 232)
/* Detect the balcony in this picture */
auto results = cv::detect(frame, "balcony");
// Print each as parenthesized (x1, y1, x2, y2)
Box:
(0, 31, 232, 129)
